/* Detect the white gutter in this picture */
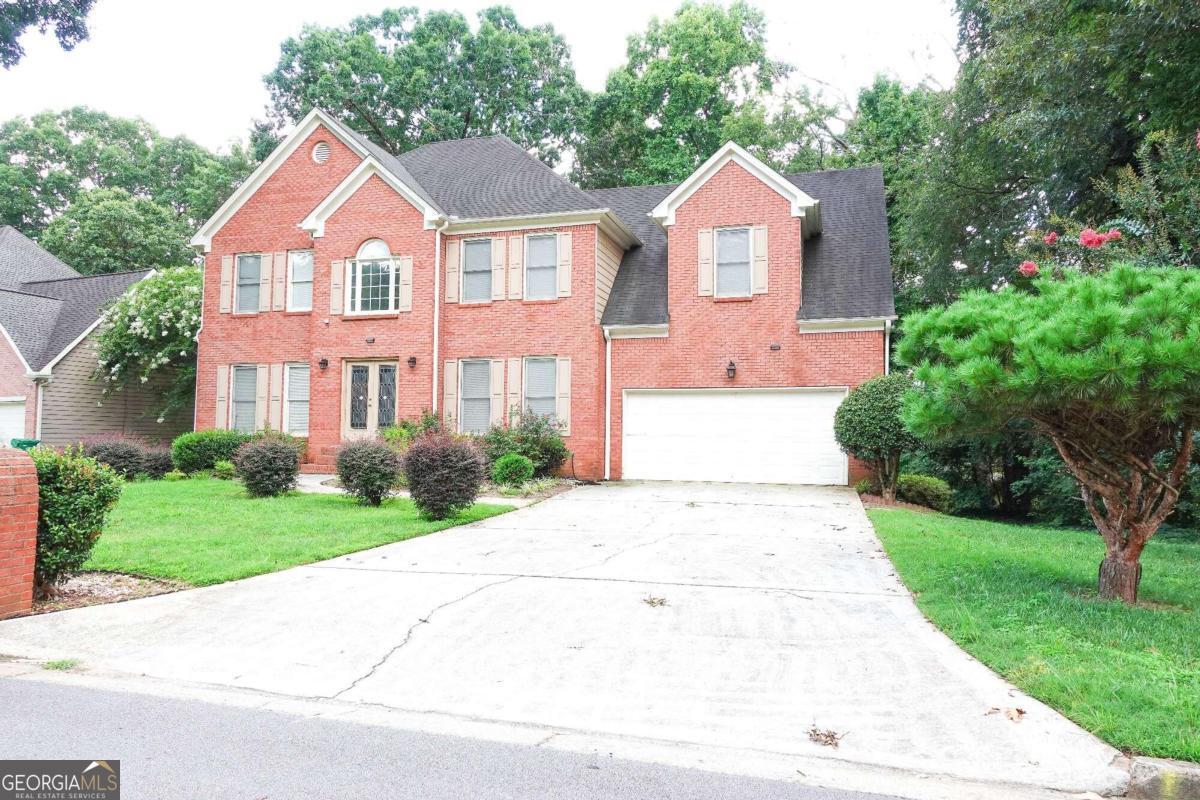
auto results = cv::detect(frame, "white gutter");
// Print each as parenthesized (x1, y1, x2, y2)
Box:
(431, 218, 450, 411)
(884, 318, 892, 375)
(603, 327, 612, 481)
(34, 379, 44, 440)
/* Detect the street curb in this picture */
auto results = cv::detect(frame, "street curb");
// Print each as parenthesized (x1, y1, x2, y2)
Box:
(1125, 756, 1200, 799)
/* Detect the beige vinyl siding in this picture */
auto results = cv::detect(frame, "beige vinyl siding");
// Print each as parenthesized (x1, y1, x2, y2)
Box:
(595, 229, 622, 322)
(38, 332, 194, 446)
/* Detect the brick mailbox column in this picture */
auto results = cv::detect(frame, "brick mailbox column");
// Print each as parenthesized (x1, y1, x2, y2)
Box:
(0, 448, 37, 620)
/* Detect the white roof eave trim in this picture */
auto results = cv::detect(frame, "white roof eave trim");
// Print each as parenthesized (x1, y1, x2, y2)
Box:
(299, 157, 443, 237)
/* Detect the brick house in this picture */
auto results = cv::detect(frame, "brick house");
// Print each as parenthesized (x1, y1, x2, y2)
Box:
(191, 109, 894, 483)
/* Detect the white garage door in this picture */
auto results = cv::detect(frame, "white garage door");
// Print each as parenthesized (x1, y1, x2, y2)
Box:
(0, 399, 25, 445)
(622, 388, 847, 485)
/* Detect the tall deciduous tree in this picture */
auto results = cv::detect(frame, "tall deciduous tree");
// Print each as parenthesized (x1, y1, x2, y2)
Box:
(264, 6, 584, 164)
(1, 0, 98, 68)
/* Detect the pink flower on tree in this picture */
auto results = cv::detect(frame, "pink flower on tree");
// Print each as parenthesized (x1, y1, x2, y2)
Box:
(1043, 231, 1058, 245)
(1018, 260, 1039, 277)
(1105, 228, 1122, 242)
(1079, 228, 1106, 248)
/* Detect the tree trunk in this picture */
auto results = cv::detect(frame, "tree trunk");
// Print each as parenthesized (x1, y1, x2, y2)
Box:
(881, 484, 897, 502)
(1098, 555, 1141, 603)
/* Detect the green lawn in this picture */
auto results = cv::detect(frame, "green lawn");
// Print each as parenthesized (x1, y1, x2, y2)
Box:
(868, 509, 1200, 761)
(85, 479, 512, 586)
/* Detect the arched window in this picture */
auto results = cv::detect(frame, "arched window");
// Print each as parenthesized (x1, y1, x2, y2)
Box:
(357, 239, 390, 260)
(347, 239, 396, 314)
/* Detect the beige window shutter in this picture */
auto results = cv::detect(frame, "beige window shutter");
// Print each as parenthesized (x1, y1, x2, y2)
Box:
(258, 253, 273, 312)
(445, 240, 460, 303)
(698, 228, 714, 296)
(752, 226, 768, 294)
(490, 238, 506, 300)
(506, 357, 522, 424)
(556, 232, 572, 297)
(219, 256, 234, 313)
(272, 251, 287, 310)
(489, 359, 505, 428)
(330, 260, 344, 314)
(555, 357, 571, 437)
(443, 359, 458, 430)
(268, 363, 284, 430)
(254, 364, 269, 431)
(215, 365, 229, 429)
(507, 237, 523, 299)
(396, 255, 413, 312)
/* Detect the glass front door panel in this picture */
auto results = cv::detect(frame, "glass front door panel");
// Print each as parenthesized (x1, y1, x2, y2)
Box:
(349, 365, 369, 430)
(377, 365, 397, 428)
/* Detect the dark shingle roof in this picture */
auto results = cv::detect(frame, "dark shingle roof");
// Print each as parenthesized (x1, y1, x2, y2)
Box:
(0, 225, 79, 289)
(339, 128, 442, 213)
(0, 288, 62, 369)
(16, 271, 149, 369)
(590, 165, 894, 326)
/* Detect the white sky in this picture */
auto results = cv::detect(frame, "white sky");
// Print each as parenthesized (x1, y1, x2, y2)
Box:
(0, 0, 960, 153)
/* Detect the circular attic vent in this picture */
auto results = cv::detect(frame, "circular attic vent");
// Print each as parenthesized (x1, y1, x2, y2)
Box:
(312, 141, 331, 164)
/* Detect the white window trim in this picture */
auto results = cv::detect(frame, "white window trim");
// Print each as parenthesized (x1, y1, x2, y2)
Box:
(286, 250, 314, 312)
(523, 232, 559, 301)
(523, 356, 557, 420)
(234, 253, 262, 314)
(229, 364, 257, 433)
(458, 358, 491, 435)
(344, 257, 399, 316)
(460, 237, 493, 305)
(282, 362, 310, 437)
(713, 226, 754, 299)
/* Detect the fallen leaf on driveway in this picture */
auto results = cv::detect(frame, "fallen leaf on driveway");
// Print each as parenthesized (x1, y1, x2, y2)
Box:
(807, 725, 846, 748)
(643, 596, 667, 607)
(985, 707, 1026, 722)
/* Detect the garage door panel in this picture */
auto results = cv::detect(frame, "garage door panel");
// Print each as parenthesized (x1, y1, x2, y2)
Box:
(623, 389, 846, 485)
(0, 400, 25, 443)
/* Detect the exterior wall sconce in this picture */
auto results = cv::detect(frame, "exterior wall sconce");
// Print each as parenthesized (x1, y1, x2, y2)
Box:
(407, 356, 418, 368)
(726, 360, 737, 379)
(318, 358, 329, 371)
(365, 337, 375, 344)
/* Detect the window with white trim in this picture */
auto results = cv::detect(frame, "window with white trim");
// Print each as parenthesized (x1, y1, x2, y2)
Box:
(288, 250, 313, 311)
(462, 239, 492, 303)
(524, 357, 556, 422)
(235, 254, 261, 312)
(524, 234, 557, 300)
(715, 227, 752, 297)
(230, 365, 257, 433)
(284, 364, 310, 436)
(347, 239, 398, 314)
(459, 360, 491, 435)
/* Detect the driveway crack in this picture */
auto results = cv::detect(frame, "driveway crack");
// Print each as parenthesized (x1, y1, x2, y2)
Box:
(331, 576, 519, 700)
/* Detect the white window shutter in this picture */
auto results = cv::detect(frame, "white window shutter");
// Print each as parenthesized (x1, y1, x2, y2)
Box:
(555, 357, 571, 437)
(443, 360, 458, 430)
(397, 255, 413, 312)
(557, 232, 572, 297)
(491, 238, 506, 300)
(507, 237, 523, 299)
(752, 226, 768, 294)
(445, 240, 460, 303)
(219, 256, 233, 313)
(490, 359, 505, 427)
(698, 228, 714, 296)
(258, 253, 273, 312)
(272, 251, 287, 310)
(215, 365, 229, 429)
(254, 364, 269, 431)
(506, 357, 522, 424)
(268, 363, 284, 431)
(330, 260, 344, 314)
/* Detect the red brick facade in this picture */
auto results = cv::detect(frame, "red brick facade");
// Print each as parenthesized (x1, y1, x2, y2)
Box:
(0, 448, 37, 619)
(195, 125, 887, 482)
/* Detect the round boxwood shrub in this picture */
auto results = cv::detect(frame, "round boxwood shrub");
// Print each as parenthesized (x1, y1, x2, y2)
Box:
(29, 446, 123, 598)
(140, 448, 174, 479)
(171, 429, 249, 473)
(896, 473, 952, 513)
(404, 432, 485, 519)
(336, 439, 402, 506)
(233, 438, 300, 498)
(482, 413, 568, 477)
(492, 452, 534, 486)
(82, 438, 146, 480)
(833, 373, 919, 501)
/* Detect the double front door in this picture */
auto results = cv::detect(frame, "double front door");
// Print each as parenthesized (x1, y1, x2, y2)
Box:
(342, 361, 398, 439)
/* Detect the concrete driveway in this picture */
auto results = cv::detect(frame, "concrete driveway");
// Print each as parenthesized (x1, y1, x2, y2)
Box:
(0, 483, 1126, 798)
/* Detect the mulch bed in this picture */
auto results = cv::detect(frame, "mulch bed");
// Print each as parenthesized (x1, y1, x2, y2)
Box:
(858, 493, 936, 513)
(31, 572, 188, 615)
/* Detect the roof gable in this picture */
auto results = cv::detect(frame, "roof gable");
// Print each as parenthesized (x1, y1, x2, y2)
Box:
(300, 157, 443, 238)
(0, 226, 79, 289)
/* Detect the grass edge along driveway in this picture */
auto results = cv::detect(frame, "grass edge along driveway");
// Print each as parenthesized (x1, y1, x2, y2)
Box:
(86, 479, 513, 586)
(868, 508, 1200, 763)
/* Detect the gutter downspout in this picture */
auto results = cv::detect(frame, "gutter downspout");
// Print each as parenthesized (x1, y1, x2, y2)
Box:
(603, 327, 612, 481)
(34, 378, 45, 440)
(884, 318, 892, 375)
(431, 219, 450, 411)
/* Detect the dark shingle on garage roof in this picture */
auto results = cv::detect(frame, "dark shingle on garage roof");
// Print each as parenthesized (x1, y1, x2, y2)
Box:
(16, 270, 149, 369)
(586, 183, 674, 326)
(0, 225, 79, 289)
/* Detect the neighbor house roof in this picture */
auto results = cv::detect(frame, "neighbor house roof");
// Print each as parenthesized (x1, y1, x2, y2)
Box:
(591, 165, 894, 326)
(0, 227, 148, 371)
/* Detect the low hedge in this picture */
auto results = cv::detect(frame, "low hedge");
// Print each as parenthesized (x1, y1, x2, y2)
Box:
(896, 473, 953, 513)
(171, 430, 249, 473)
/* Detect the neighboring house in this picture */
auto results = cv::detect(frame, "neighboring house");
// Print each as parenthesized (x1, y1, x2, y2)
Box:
(0, 226, 194, 446)
(191, 109, 894, 483)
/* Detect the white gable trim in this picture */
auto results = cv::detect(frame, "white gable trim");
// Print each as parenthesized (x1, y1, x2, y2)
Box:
(0, 320, 32, 373)
(300, 157, 442, 238)
(190, 109, 378, 252)
(649, 141, 822, 236)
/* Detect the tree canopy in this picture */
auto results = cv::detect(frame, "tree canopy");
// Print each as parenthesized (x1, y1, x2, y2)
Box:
(1, 0, 98, 68)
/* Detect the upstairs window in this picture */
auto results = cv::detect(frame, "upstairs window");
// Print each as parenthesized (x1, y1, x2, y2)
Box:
(347, 239, 397, 314)
(288, 251, 313, 311)
(715, 227, 752, 297)
(525, 234, 557, 300)
(235, 254, 261, 312)
(462, 239, 492, 303)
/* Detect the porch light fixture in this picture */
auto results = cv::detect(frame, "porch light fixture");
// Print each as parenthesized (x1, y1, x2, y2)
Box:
(318, 358, 329, 371)
(365, 337, 375, 344)
(407, 356, 417, 368)
(726, 360, 737, 379)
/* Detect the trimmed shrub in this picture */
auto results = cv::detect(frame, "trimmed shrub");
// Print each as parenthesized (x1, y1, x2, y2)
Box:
(404, 431, 485, 519)
(233, 438, 300, 498)
(163, 469, 187, 481)
(853, 478, 876, 495)
(492, 452, 534, 486)
(834, 373, 920, 501)
(171, 429, 248, 473)
(82, 438, 146, 480)
(213, 459, 237, 480)
(29, 446, 123, 598)
(141, 448, 173, 479)
(336, 439, 402, 506)
(896, 474, 952, 513)
(251, 429, 307, 460)
(482, 414, 568, 477)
